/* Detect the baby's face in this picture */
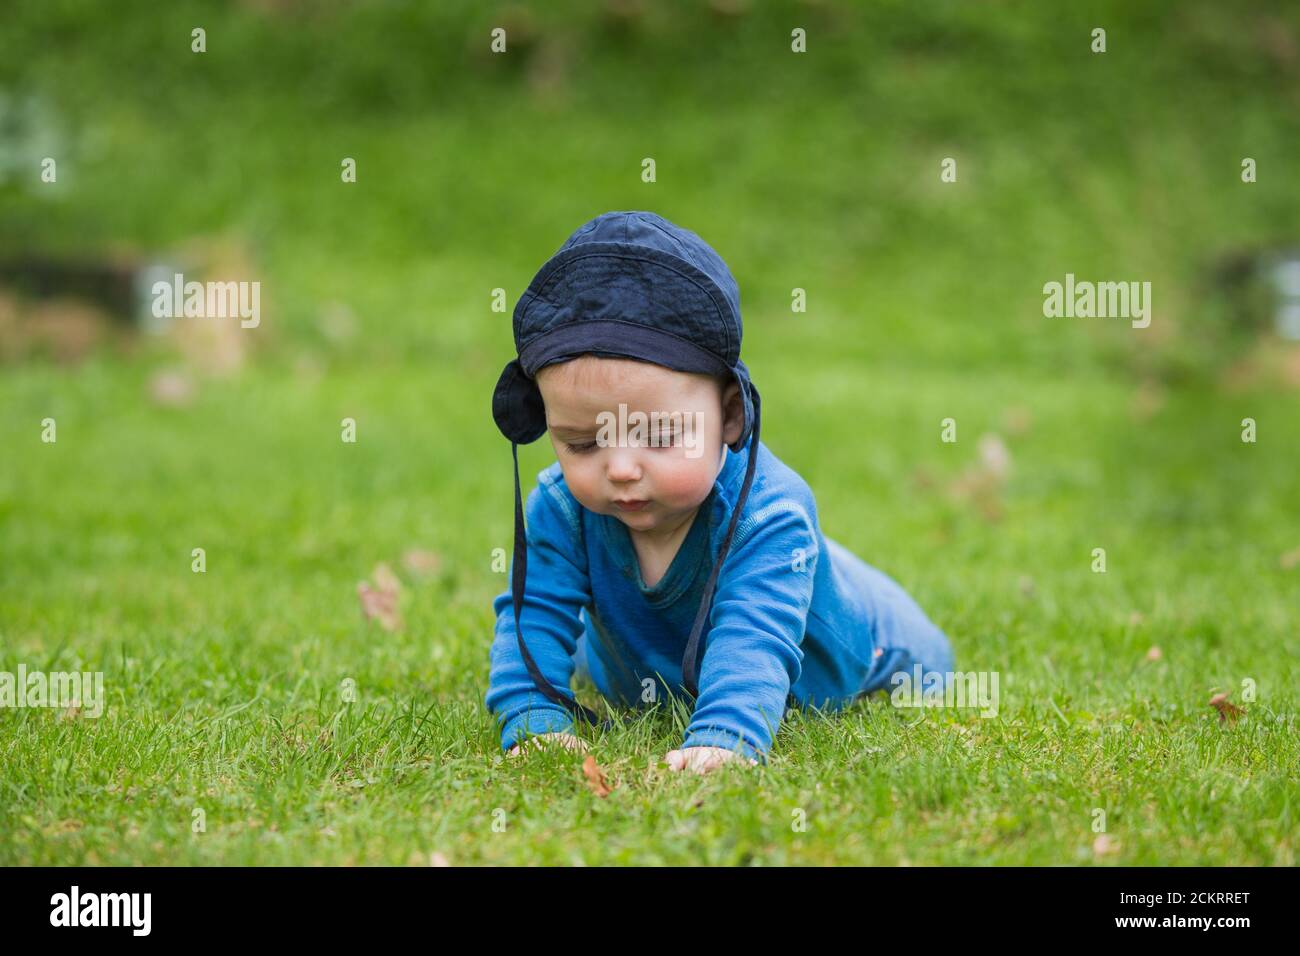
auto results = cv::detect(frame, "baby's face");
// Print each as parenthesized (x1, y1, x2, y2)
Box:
(536, 356, 743, 536)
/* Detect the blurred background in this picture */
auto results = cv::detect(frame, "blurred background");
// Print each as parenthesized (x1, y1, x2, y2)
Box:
(1, 1, 1298, 768)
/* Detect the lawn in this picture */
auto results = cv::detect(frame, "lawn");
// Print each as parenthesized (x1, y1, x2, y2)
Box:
(1, 0, 1297, 865)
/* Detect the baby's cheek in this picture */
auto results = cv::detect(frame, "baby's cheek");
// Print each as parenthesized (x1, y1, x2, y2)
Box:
(559, 462, 602, 511)
(652, 456, 720, 508)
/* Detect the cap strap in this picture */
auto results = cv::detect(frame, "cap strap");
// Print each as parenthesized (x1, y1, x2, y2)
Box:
(511, 443, 608, 729)
(680, 387, 761, 700)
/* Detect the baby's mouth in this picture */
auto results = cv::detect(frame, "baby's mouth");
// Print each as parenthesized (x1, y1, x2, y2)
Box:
(612, 499, 650, 513)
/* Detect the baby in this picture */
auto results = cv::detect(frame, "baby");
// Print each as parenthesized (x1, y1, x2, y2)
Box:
(485, 210, 954, 774)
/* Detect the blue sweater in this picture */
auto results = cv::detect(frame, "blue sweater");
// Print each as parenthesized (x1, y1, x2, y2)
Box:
(484, 438, 887, 763)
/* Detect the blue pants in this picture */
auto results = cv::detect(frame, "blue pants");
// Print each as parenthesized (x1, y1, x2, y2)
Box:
(840, 542, 955, 696)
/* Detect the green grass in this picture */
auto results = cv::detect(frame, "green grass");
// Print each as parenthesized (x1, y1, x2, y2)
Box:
(1, 0, 1298, 864)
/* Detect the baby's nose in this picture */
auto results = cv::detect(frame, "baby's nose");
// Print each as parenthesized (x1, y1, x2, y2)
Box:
(605, 449, 642, 482)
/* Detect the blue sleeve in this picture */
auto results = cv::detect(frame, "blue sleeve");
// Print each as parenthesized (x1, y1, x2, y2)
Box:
(484, 478, 591, 752)
(681, 499, 817, 763)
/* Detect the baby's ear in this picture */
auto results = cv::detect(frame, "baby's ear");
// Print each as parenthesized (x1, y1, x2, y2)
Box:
(720, 380, 745, 447)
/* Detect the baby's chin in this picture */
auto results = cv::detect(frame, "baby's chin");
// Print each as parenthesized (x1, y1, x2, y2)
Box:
(606, 499, 705, 534)
(609, 508, 661, 532)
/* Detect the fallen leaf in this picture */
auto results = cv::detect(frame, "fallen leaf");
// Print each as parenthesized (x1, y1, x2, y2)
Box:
(1003, 405, 1033, 436)
(59, 702, 81, 720)
(402, 549, 443, 577)
(1209, 692, 1244, 724)
(371, 562, 402, 595)
(582, 754, 613, 797)
(948, 434, 1011, 523)
(357, 564, 402, 631)
(148, 369, 196, 407)
(977, 433, 1011, 480)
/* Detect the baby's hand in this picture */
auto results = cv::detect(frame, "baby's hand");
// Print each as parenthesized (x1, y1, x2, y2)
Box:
(508, 732, 588, 756)
(664, 746, 759, 774)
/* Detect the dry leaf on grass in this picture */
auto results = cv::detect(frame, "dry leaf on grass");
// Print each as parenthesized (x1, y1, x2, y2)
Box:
(976, 433, 1011, 480)
(371, 562, 402, 594)
(357, 583, 400, 630)
(148, 369, 196, 407)
(949, 433, 1011, 522)
(402, 549, 443, 577)
(1092, 834, 1120, 857)
(358, 562, 402, 631)
(1003, 405, 1033, 436)
(582, 754, 613, 797)
(1209, 693, 1245, 724)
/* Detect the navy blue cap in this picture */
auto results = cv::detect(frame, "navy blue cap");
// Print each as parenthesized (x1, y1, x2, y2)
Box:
(493, 210, 756, 451)
(492, 211, 763, 733)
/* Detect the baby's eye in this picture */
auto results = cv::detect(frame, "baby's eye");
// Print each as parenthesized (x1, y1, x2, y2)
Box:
(565, 441, 597, 454)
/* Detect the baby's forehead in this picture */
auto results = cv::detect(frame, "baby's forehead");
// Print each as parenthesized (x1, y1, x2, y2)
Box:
(538, 355, 708, 393)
